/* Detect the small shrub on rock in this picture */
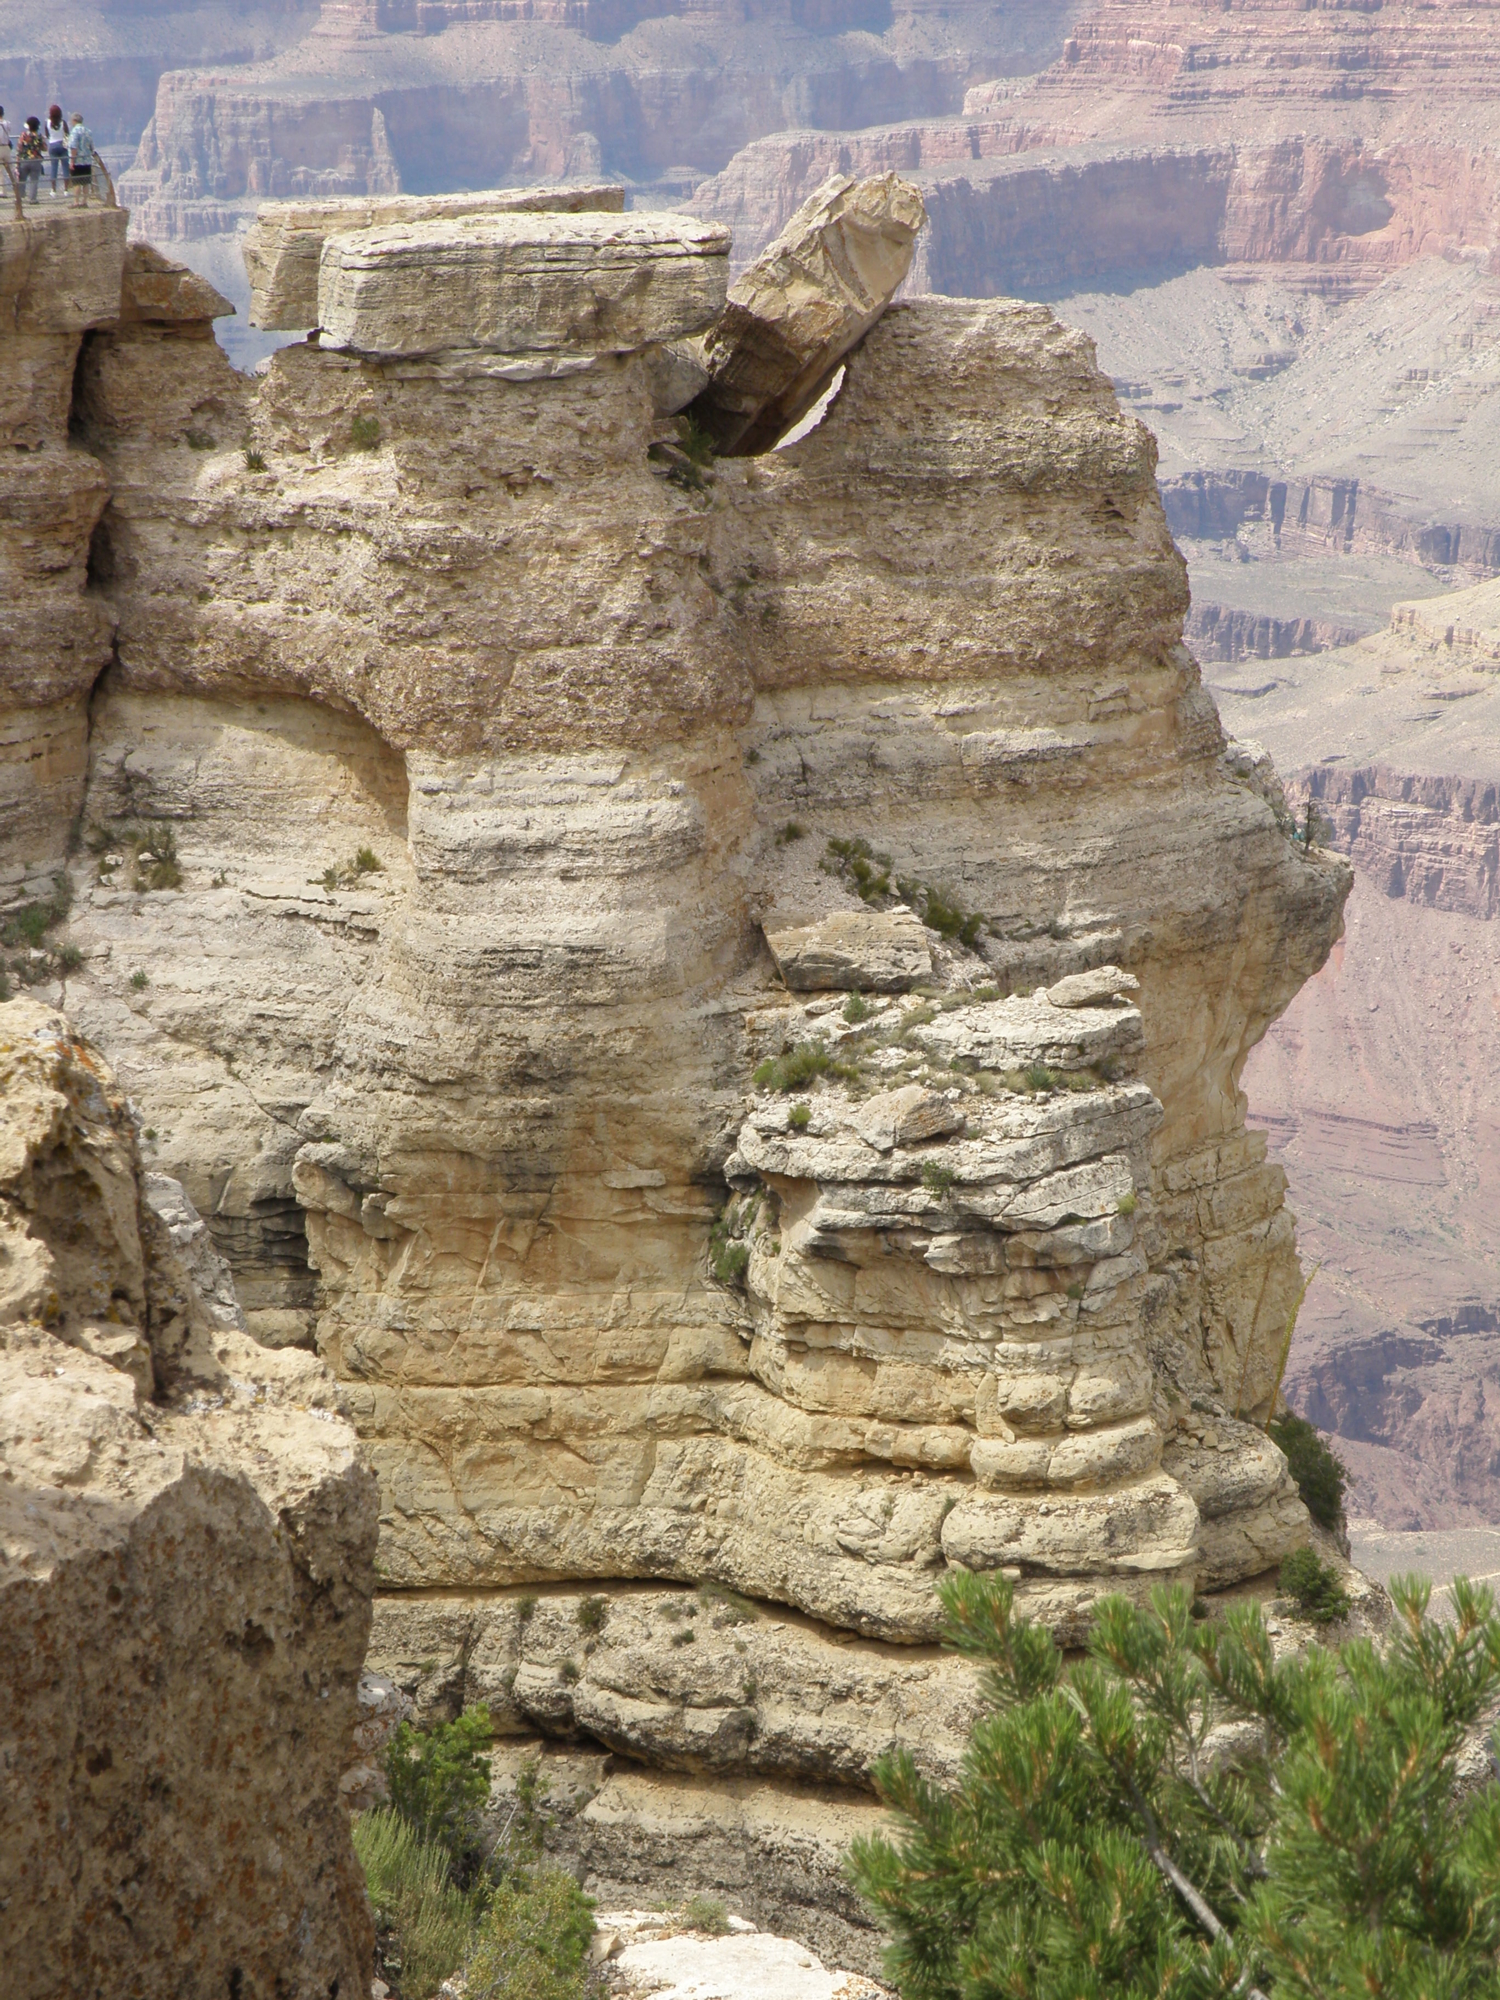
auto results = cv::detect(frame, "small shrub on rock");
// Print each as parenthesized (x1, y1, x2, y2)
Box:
(788, 1102, 811, 1130)
(1268, 1409, 1347, 1531)
(354, 1808, 483, 2000)
(1279, 1545, 1351, 1626)
(576, 1594, 607, 1635)
(384, 1703, 493, 1879)
(465, 1870, 595, 2000)
(681, 1893, 730, 1935)
(351, 413, 382, 451)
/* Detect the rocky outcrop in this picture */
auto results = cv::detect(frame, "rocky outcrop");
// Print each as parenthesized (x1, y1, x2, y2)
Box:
(243, 182, 626, 328)
(0, 1000, 379, 1998)
(3, 198, 1346, 1798)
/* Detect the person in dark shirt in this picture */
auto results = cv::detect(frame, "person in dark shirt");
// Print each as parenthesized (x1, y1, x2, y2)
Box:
(17, 118, 44, 204)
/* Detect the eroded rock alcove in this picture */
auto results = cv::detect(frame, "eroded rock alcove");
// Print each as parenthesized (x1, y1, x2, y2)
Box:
(1, 174, 1350, 1967)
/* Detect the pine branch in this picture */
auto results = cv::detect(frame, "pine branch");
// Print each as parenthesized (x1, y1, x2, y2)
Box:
(1124, 1775, 1272, 2000)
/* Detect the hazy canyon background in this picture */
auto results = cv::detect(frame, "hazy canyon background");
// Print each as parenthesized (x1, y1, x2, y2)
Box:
(10, 0, 1500, 1568)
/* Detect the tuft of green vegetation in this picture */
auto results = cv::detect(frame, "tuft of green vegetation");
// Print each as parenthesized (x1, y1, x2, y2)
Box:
(465, 1870, 595, 2000)
(843, 990, 873, 1023)
(825, 835, 891, 903)
(1117, 1190, 1138, 1216)
(698, 1580, 757, 1624)
(709, 1196, 757, 1288)
(921, 1161, 957, 1197)
(776, 821, 806, 846)
(130, 970, 149, 991)
(515, 1594, 538, 1627)
(1066, 1281, 1085, 1301)
(58, 943, 83, 973)
(682, 1894, 731, 1935)
(972, 984, 1000, 1002)
(1268, 1410, 1348, 1532)
(1279, 1545, 1351, 1626)
(921, 884, 985, 948)
(1024, 1063, 1061, 1093)
(384, 1704, 493, 1880)
(184, 427, 216, 451)
(676, 414, 717, 467)
(788, 1103, 811, 1131)
(319, 848, 386, 892)
(671, 1626, 697, 1646)
(753, 1042, 857, 1092)
(351, 413, 382, 451)
(576, 1595, 607, 1636)
(243, 447, 267, 473)
(143, 1128, 157, 1142)
(354, 1808, 486, 2000)
(559, 1658, 581, 1685)
(92, 821, 182, 893)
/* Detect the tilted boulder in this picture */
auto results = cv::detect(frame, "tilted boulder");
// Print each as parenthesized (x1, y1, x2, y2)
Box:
(689, 171, 926, 453)
(0, 1002, 379, 1999)
(244, 182, 626, 329)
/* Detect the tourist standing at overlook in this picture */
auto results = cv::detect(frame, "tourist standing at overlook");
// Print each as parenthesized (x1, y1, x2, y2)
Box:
(66, 115, 93, 199)
(0, 108, 12, 166)
(17, 119, 44, 204)
(44, 107, 66, 193)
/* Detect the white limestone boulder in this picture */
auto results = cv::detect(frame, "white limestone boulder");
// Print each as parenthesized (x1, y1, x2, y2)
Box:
(243, 183, 625, 328)
(316, 210, 731, 358)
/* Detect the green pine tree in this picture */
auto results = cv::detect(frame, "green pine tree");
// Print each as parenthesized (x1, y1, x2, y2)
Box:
(850, 1571, 1500, 2000)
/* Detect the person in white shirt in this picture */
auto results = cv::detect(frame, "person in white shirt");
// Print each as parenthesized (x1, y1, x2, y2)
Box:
(0, 108, 12, 157)
(45, 106, 67, 195)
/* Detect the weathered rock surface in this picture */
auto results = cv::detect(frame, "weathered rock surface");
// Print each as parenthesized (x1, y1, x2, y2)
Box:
(368, 1582, 985, 1787)
(244, 183, 626, 329)
(691, 173, 926, 454)
(2, 201, 1343, 1779)
(317, 209, 730, 358)
(764, 909, 932, 993)
(598, 1910, 890, 2000)
(0, 999, 379, 1999)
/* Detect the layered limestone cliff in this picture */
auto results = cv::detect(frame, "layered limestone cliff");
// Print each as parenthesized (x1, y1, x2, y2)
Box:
(0, 999, 379, 1998)
(2, 192, 1347, 1893)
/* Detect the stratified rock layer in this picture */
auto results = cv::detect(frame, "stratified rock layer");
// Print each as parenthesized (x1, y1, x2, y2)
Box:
(0, 1000, 379, 2000)
(3, 204, 1344, 1688)
(244, 182, 626, 328)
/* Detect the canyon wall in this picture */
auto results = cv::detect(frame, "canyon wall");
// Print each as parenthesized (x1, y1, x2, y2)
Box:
(1220, 582, 1500, 1531)
(2, 195, 1345, 1652)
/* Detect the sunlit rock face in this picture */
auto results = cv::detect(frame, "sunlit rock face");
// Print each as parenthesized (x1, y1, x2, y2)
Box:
(3, 194, 1345, 1682)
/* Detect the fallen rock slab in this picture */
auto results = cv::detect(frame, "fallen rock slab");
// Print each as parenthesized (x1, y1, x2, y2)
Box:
(690, 172, 926, 454)
(317, 210, 731, 358)
(1046, 964, 1140, 1008)
(243, 183, 625, 328)
(764, 907, 932, 991)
